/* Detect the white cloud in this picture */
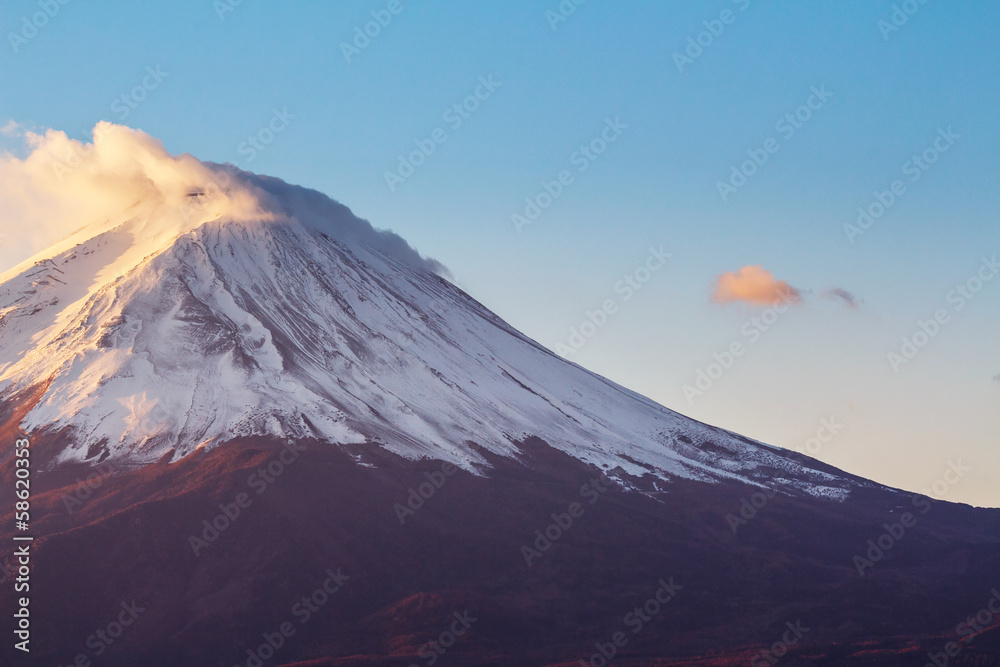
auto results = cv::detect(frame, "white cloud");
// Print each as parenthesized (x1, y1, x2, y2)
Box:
(0, 122, 446, 276)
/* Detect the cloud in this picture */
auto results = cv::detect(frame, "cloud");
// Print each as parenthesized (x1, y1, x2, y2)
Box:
(0, 120, 19, 137)
(0, 122, 447, 276)
(993, 373, 1000, 383)
(711, 265, 801, 306)
(821, 288, 860, 308)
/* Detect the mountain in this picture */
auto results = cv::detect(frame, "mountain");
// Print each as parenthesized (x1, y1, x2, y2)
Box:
(1, 154, 999, 666)
(0, 165, 851, 497)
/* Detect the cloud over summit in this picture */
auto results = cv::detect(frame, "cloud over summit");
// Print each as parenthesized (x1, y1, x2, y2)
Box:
(0, 122, 446, 276)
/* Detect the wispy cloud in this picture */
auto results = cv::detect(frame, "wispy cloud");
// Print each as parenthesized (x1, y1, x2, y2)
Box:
(821, 288, 860, 308)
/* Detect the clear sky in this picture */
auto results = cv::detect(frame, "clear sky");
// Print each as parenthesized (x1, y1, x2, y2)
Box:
(1, 1, 997, 506)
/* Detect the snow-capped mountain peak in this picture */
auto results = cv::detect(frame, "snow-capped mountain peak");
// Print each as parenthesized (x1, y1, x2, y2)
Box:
(0, 125, 854, 498)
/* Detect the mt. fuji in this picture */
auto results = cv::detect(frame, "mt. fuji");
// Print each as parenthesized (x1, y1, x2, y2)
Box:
(1, 125, 998, 667)
(0, 131, 853, 501)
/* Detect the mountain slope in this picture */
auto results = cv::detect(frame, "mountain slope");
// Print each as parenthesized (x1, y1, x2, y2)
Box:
(0, 167, 855, 499)
(2, 436, 1000, 667)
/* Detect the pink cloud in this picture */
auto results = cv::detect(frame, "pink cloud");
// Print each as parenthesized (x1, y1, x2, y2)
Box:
(711, 265, 802, 306)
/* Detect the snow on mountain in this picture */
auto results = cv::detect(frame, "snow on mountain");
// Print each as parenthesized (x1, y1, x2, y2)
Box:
(0, 125, 857, 497)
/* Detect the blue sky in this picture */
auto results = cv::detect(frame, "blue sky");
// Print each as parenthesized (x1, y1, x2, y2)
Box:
(1, 0, 998, 505)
